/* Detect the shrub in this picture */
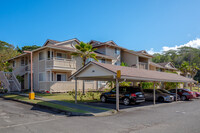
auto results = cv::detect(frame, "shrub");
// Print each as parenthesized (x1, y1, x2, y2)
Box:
(164, 82, 180, 90)
(16, 75, 24, 83)
(87, 91, 95, 100)
(141, 82, 159, 89)
(68, 90, 76, 100)
(4, 89, 8, 93)
(79, 93, 86, 101)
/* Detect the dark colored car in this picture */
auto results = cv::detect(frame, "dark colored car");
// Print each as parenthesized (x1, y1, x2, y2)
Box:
(100, 87, 145, 105)
(157, 89, 180, 101)
(143, 89, 174, 102)
(169, 88, 195, 101)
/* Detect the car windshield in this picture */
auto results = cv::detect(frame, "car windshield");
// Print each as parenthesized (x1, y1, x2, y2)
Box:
(183, 89, 191, 92)
(159, 89, 170, 93)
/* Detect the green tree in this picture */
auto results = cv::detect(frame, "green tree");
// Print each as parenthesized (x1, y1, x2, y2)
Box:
(17, 45, 41, 53)
(179, 61, 190, 77)
(0, 41, 20, 71)
(71, 42, 98, 66)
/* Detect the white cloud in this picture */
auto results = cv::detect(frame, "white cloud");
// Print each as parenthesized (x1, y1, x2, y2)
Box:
(147, 38, 200, 55)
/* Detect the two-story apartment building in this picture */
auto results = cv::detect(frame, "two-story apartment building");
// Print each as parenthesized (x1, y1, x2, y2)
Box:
(1, 38, 155, 93)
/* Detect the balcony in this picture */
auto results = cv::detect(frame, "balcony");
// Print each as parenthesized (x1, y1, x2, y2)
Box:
(139, 62, 148, 69)
(46, 57, 76, 70)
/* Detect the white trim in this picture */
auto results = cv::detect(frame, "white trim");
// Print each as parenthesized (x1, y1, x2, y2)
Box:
(56, 73, 67, 81)
(54, 38, 80, 46)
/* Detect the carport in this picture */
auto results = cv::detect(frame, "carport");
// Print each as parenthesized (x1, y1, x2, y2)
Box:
(69, 61, 196, 111)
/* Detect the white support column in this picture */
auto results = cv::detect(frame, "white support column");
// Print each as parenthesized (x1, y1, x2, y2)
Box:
(82, 80, 85, 94)
(116, 78, 119, 111)
(50, 48, 52, 59)
(50, 70, 52, 82)
(176, 83, 178, 102)
(96, 81, 98, 90)
(153, 82, 156, 105)
(75, 78, 77, 104)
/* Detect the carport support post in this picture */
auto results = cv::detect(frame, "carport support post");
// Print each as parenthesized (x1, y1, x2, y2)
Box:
(153, 82, 156, 105)
(116, 78, 119, 111)
(75, 78, 77, 104)
(176, 83, 178, 102)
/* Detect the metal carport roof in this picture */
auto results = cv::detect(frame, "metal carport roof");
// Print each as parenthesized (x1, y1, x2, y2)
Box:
(69, 61, 196, 111)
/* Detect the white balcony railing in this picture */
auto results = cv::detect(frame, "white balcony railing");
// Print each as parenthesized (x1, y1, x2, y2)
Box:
(46, 57, 76, 69)
(139, 62, 148, 69)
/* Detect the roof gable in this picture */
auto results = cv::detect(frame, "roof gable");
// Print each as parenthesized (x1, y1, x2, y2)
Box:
(70, 61, 195, 83)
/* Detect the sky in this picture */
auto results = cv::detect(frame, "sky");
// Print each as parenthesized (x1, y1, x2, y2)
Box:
(1, 0, 200, 54)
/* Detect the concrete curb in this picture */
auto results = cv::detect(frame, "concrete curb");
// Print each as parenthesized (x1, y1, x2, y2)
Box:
(120, 100, 188, 113)
(0, 95, 115, 117)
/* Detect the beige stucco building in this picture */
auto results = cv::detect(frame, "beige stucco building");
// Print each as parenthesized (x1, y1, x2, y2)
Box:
(0, 38, 181, 92)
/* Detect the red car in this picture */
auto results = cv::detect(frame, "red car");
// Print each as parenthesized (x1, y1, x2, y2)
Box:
(169, 89, 195, 101)
(193, 91, 200, 97)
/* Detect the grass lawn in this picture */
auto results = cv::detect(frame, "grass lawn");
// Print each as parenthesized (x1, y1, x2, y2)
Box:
(33, 92, 102, 103)
(4, 94, 89, 113)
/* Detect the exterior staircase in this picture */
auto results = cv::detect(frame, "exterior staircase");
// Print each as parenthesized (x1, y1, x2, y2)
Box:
(0, 71, 21, 92)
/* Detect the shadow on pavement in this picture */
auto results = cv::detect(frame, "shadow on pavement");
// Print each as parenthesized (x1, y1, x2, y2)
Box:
(83, 101, 171, 110)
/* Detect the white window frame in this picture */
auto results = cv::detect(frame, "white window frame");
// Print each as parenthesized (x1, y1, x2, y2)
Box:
(13, 60, 16, 67)
(115, 48, 120, 55)
(56, 52, 67, 59)
(39, 51, 45, 61)
(21, 57, 25, 66)
(39, 72, 46, 82)
(56, 73, 67, 81)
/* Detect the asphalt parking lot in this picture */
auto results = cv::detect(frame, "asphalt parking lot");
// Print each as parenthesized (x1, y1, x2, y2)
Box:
(1, 97, 200, 133)
(83, 100, 164, 110)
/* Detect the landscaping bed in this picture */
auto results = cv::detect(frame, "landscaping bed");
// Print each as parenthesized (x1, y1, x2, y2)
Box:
(31, 91, 102, 103)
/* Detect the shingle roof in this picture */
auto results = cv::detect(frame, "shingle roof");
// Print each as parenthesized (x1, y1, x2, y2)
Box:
(46, 44, 116, 60)
(149, 62, 165, 68)
(84, 61, 195, 83)
(157, 62, 178, 70)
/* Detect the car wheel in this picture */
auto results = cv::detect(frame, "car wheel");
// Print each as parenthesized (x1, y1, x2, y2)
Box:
(101, 96, 106, 103)
(181, 95, 187, 101)
(158, 97, 164, 102)
(123, 98, 130, 105)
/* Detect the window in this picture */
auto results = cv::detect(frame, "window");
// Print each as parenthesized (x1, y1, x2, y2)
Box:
(39, 73, 45, 81)
(39, 52, 44, 60)
(56, 53, 66, 59)
(21, 57, 25, 66)
(13, 61, 16, 67)
(115, 48, 120, 55)
(114, 61, 121, 66)
(47, 51, 54, 59)
(57, 74, 66, 81)
(25, 57, 28, 65)
(86, 58, 94, 64)
(99, 59, 105, 63)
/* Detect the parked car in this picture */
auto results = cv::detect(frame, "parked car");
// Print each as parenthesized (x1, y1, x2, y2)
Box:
(193, 91, 200, 97)
(100, 87, 145, 105)
(157, 89, 180, 101)
(143, 89, 174, 102)
(169, 89, 195, 101)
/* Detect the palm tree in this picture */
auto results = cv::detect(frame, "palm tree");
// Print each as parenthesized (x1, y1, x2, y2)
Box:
(188, 63, 199, 79)
(71, 42, 98, 66)
(179, 61, 190, 77)
(71, 42, 98, 94)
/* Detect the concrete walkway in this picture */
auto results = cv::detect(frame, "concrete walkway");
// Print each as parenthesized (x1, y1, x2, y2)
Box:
(19, 93, 114, 115)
